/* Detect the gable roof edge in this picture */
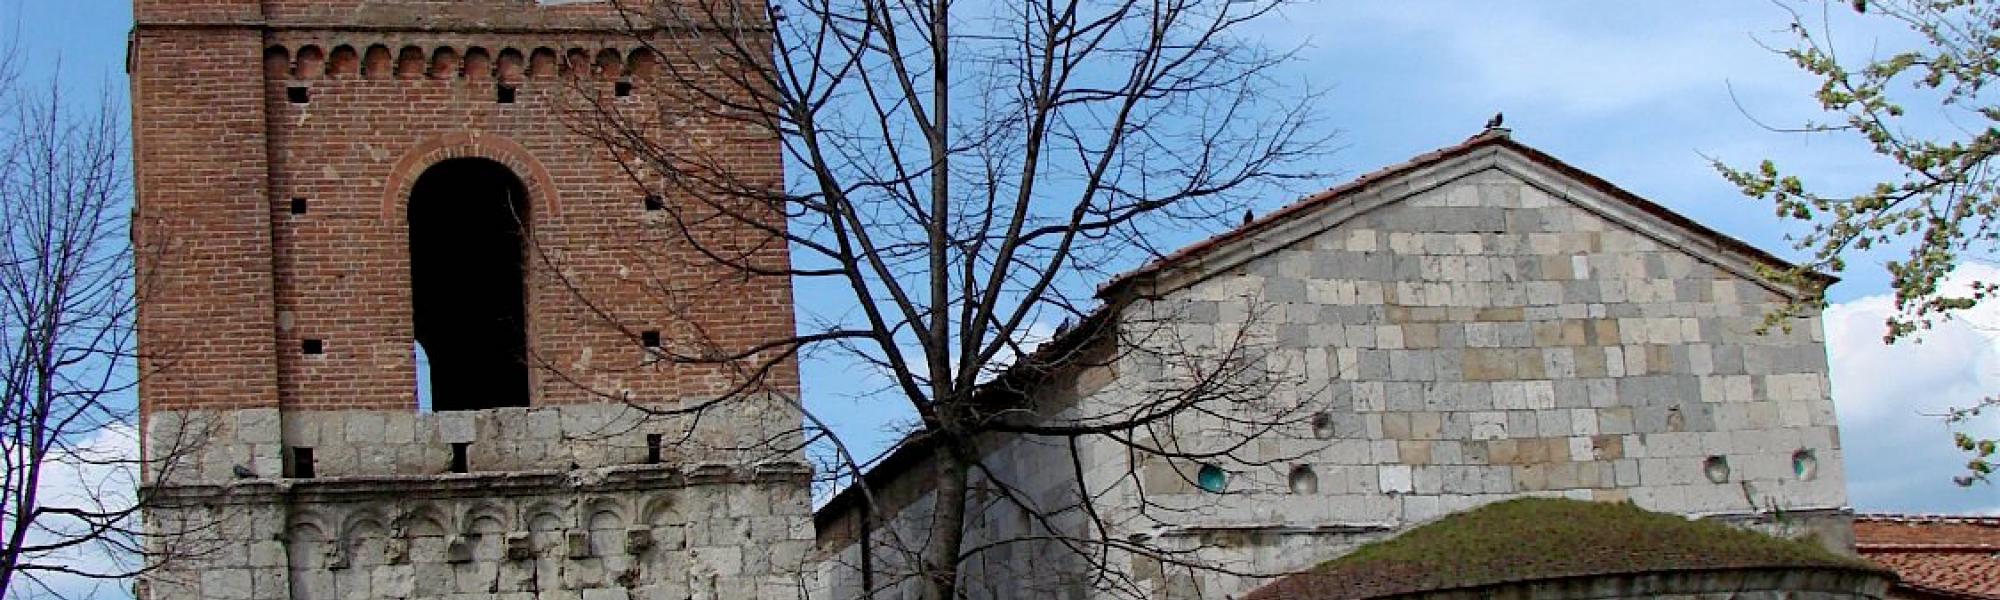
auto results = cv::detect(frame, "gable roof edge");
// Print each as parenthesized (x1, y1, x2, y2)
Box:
(1491, 149, 1815, 300)
(1098, 132, 1834, 303)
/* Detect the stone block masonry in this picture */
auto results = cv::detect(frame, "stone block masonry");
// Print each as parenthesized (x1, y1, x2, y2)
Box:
(146, 402, 802, 486)
(1127, 165, 1845, 526)
(812, 136, 1855, 600)
(141, 468, 816, 600)
(1098, 156, 1851, 598)
(141, 401, 813, 600)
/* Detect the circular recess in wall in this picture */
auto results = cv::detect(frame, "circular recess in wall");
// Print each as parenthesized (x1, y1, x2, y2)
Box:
(1287, 465, 1320, 494)
(1702, 456, 1731, 484)
(1311, 413, 1337, 439)
(1196, 464, 1229, 493)
(1792, 449, 1818, 480)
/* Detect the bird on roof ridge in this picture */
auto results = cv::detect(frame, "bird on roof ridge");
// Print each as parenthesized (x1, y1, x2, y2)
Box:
(1485, 112, 1504, 129)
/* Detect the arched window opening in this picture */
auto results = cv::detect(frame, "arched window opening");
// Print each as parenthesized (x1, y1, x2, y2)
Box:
(409, 158, 532, 411)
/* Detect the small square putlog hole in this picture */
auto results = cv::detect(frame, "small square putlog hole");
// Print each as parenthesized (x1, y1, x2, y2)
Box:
(288, 447, 316, 479)
(640, 330, 662, 348)
(643, 194, 665, 211)
(614, 81, 634, 98)
(497, 84, 517, 104)
(449, 442, 470, 474)
(289, 197, 308, 215)
(286, 86, 310, 104)
(302, 339, 324, 355)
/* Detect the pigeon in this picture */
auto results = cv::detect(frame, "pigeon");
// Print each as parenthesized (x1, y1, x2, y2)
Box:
(232, 464, 257, 479)
(1485, 112, 1504, 129)
(1242, 209, 1255, 226)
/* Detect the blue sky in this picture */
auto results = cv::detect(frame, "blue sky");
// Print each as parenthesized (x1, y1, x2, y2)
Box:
(1258, 2, 1995, 514)
(794, 1, 1996, 515)
(10, 2, 1990, 559)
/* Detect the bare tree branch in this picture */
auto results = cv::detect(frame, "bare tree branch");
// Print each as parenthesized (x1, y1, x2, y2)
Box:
(0, 55, 203, 599)
(558, 0, 1335, 597)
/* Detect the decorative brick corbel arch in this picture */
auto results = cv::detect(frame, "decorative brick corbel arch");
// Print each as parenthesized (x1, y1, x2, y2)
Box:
(381, 132, 562, 221)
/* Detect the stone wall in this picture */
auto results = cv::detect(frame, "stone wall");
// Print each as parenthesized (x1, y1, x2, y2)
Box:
(146, 401, 800, 485)
(1110, 156, 1848, 596)
(141, 401, 811, 600)
(814, 143, 1852, 599)
(139, 469, 815, 600)
(1114, 161, 1844, 518)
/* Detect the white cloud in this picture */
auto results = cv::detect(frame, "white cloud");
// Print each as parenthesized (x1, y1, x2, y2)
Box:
(1276, 3, 1814, 116)
(1826, 265, 2000, 513)
(9, 423, 142, 599)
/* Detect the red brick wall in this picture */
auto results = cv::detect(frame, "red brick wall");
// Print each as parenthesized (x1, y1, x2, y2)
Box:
(131, 25, 279, 413)
(133, 2, 796, 416)
(135, 0, 760, 29)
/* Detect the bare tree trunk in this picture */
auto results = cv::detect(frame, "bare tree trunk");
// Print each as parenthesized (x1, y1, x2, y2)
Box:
(920, 0, 960, 595)
(924, 442, 969, 599)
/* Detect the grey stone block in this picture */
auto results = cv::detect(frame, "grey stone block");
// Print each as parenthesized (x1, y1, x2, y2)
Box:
(1389, 351, 1433, 381)
(439, 413, 476, 444)
(234, 409, 281, 444)
(1277, 325, 1311, 348)
(1356, 350, 1390, 380)
(1430, 350, 1464, 382)
(1505, 411, 1538, 438)
(1264, 278, 1305, 303)
(1386, 382, 1425, 411)
(345, 412, 386, 444)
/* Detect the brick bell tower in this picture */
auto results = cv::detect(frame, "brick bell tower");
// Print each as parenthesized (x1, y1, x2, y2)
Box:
(129, 1, 809, 598)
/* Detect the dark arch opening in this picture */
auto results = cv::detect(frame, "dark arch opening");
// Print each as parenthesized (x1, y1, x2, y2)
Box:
(409, 158, 531, 411)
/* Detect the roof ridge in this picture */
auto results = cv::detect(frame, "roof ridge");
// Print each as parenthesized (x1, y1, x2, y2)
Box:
(1859, 543, 2000, 552)
(1093, 129, 1512, 298)
(1857, 513, 2000, 525)
(1093, 128, 1824, 300)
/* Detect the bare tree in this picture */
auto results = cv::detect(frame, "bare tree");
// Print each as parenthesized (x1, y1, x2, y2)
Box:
(558, 0, 1332, 597)
(0, 58, 192, 598)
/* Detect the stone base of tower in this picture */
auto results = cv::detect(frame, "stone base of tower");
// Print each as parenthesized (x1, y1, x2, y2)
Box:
(136, 404, 814, 600)
(139, 467, 813, 600)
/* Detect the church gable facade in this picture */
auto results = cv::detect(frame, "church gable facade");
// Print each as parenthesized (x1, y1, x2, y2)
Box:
(816, 130, 1850, 599)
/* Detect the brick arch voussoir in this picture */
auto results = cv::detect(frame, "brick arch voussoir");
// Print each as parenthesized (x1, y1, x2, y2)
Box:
(381, 132, 562, 221)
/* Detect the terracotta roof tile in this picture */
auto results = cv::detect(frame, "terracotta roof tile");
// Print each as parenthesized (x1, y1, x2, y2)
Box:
(1857, 514, 2000, 600)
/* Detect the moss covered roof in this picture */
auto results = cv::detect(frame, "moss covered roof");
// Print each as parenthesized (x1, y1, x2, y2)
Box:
(1243, 498, 1887, 600)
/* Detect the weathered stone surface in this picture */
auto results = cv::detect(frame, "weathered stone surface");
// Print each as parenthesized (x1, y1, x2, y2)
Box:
(815, 140, 1849, 600)
(142, 466, 813, 600)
